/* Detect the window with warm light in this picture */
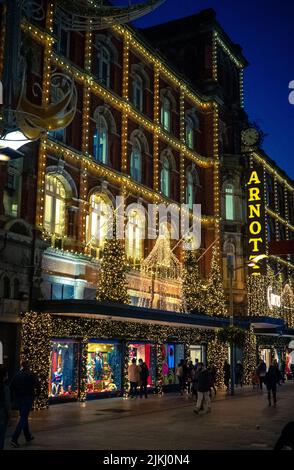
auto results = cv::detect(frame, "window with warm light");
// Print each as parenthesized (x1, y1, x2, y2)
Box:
(161, 96, 171, 132)
(93, 116, 108, 164)
(44, 175, 66, 235)
(87, 194, 113, 254)
(126, 210, 144, 261)
(130, 138, 142, 182)
(161, 156, 170, 197)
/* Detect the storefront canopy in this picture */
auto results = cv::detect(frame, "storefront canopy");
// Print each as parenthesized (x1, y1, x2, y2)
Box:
(33, 299, 230, 330)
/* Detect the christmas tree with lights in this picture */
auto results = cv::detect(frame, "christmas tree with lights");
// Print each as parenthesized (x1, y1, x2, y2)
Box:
(96, 236, 130, 304)
(182, 250, 204, 313)
(205, 245, 227, 316)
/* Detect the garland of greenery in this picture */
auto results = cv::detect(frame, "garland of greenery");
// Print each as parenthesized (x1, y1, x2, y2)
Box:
(20, 312, 217, 408)
(256, 335, 289, 349)
(217, 326, 246, 349)
(243, 327, 257, 385)
(207, 338, 228, 388)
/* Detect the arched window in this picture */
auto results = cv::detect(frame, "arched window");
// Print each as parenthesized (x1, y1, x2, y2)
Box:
(161, 96, 171, 132)
(130, 138, 142, 182)
(96, 44, 110, 87)
(185, 116, 194, 150)
(161, 155, 170, 197)
(126, 209, 145, 260)
(87, 194, 113, 256)
(132, 74, 143, 112)
(225, 184, 234, 221)
(3, 276, 11, 299)
(44, 174, 66, 235)
(93, 115, 108, 164)
(13, 278, 20, 300)
(186, 167, 199, 210)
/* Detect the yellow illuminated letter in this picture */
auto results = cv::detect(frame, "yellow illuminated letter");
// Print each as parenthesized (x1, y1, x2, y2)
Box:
(249, 238, 263, 252)
(248, 204, 261, 219)
(248, 187, 260, 201)
(248, 171, 261, 185)
(249, 221, 262, 235)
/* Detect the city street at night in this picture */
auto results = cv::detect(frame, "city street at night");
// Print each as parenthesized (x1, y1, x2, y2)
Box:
(4, 383, 294, 451)
(1, 0, 294, 461)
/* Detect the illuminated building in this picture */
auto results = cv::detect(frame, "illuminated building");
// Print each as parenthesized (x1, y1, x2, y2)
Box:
(0, 2, 293, 402)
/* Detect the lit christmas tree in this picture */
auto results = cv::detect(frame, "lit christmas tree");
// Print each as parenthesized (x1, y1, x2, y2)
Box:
(96, 237, 130, 304)
(182, 250, 205, 313)
(205, 245, 228, 316)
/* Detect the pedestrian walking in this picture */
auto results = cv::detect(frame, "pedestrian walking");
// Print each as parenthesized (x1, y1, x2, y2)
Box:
(186, 361, 194, 395)
(235, 361, 244, 388)
(207, 366, 216, 397)
(138, 359, 149, 399)
(128, 358, 139, 398)
(273, 360, 283, 385)
(10, 361, 40, 448)
(223, 360, 230, 392)
(193, 363, 211, 414)
(257, 359, 266, 390)
(176, 361, 184, 395)
(0, 367, 11, 450)
(264, 365, 279, 407)
(280, 359, 286, 383)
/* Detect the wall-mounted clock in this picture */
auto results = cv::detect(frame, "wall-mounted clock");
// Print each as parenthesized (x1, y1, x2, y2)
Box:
(241, 127, 260, 147)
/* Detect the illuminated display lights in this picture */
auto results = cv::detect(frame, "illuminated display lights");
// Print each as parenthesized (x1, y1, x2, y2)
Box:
(121, 112, 128, 173)
(265, 207, 294, 232)
(43, 138, 216, 226)
(213, 31, 244, 69)
(212, 102, 220, 247)
(122, 34, 130, 100)
(21, 21, 55, 46)
(273, 176, 280, 241)
(212, 32, 218, 81)
(112, 24, 212, 110)
(49, 55, 214, 168)
(239, 69, 244, 108)
(179, 89, 185, 204)
(252, 152, 294, 192)
(247, 169, 266, 277)
(263, 165, 269, 254)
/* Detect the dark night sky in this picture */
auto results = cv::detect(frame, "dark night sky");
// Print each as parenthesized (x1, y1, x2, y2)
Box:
(119, 0, 294, 179)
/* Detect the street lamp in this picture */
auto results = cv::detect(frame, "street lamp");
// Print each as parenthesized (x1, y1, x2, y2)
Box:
(0, 130, 32, 161)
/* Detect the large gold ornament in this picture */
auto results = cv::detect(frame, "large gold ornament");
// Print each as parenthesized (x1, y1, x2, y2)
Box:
(16, 73, 77, 140)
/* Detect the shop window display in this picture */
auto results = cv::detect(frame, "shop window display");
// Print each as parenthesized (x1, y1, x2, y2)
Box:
(162, 343, 184, 385)
(87, 342, 121, 394)
(49, 341, 78, 399)
(128, 343, 157, 387)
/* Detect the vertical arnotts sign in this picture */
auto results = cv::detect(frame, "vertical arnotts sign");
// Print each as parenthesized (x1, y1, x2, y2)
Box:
(246, 166, 266, 276)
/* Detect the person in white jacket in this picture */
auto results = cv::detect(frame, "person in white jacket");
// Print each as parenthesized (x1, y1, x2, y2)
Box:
(128, 358, 140, 398)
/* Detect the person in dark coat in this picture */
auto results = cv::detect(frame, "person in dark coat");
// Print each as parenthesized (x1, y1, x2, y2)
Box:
(223, 360, 230, 392)
(257, 359, 267, 390)
(235, 361, 244, 388)
(0, 367, 11, 450)
(194, 363, 211, 414)
(264, 365, 279, 407)
(138, 359, 149, 399)
(274, 422, 294, 450)
(10, 361, 41, 447)
(280, 360, 286, 383)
